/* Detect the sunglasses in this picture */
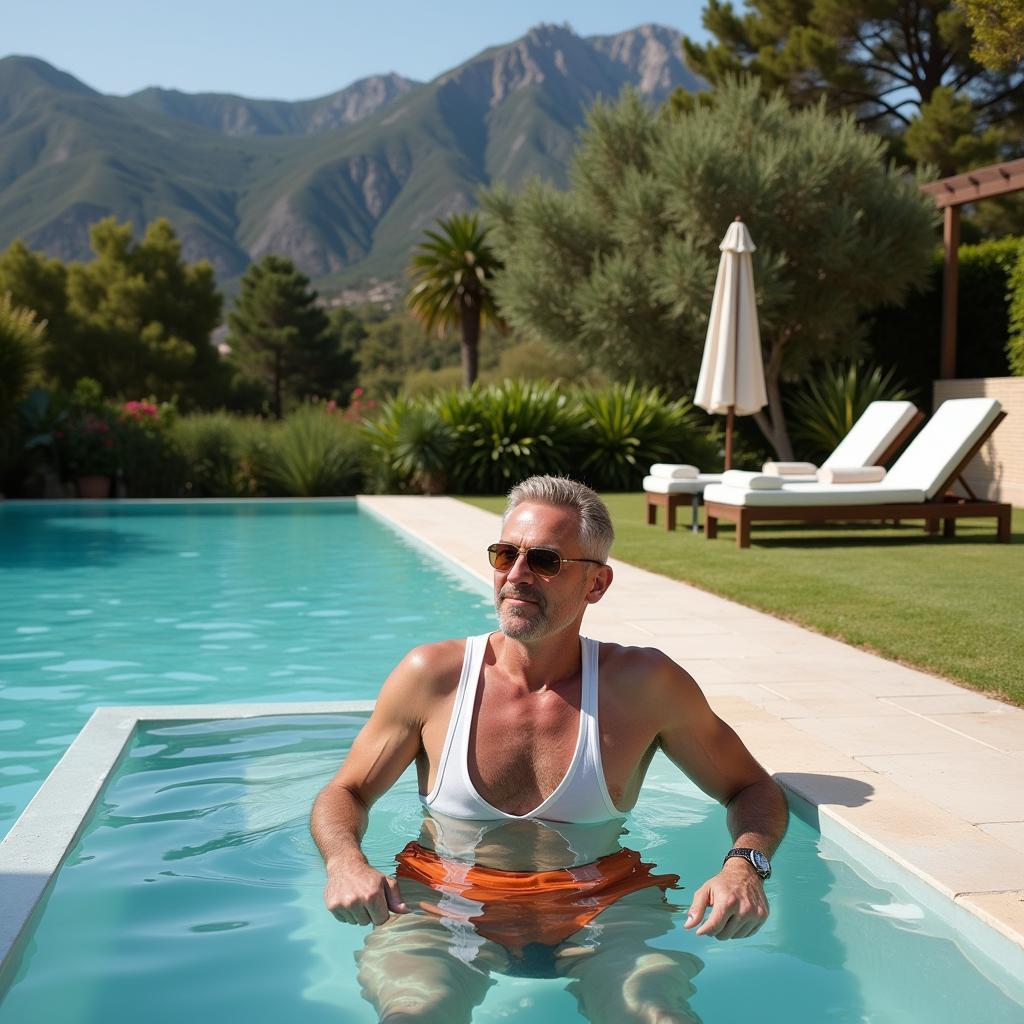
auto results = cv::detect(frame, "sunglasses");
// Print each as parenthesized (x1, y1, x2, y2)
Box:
(487, 542, 605, 579)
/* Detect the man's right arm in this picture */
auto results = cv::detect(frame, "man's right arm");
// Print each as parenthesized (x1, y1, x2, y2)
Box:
(310, 643, 449, 926)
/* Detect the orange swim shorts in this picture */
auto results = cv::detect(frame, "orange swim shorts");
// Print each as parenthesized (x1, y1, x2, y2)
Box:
(395, 841, 681, 956)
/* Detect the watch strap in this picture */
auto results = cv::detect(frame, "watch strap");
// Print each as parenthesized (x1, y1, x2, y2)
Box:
(723, 847, 771, 880)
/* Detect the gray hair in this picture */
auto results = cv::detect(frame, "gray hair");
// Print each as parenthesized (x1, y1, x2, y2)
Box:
(503, 476, 614, 562)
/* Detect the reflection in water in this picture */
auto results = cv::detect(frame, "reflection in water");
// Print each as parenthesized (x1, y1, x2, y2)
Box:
(355, 811, 705, 1023)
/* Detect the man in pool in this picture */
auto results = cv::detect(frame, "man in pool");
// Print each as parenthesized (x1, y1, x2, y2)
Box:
(311, 475, 788, 1023)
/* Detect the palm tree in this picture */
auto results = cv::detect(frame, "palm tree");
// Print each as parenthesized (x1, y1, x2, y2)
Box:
(406, 212, 504, 387)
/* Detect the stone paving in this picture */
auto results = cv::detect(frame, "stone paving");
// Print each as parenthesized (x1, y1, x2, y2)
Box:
(360, 494, 1024, 948)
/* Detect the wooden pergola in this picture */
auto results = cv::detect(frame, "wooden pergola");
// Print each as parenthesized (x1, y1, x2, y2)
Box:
(919, 157, 1024, 379)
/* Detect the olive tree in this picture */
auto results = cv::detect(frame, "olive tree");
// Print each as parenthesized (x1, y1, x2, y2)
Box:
(484, 79, 938, 459)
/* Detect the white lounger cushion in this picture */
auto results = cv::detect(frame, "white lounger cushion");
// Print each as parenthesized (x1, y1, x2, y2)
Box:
(757, 401, 919, 480)
(649, 463, 700, 479)
(704, 397, 1002, 508)
(817, 466, 886, 484)
(643, 474, 722, 494)
(721, 470, 782, 490)
(821, 400, 918, 468)
(884, 398, 1001, 499)
(703, 482, 926, 506)
(763, 461, 818, 476)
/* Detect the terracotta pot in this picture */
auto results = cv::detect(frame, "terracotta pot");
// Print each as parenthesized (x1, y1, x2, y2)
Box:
(75, 475, 112, 499)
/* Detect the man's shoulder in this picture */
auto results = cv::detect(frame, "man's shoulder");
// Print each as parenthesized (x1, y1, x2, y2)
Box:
(597, 640, 701, 694)
(402, 638, 468, 676)
(384, 637, 470, 699)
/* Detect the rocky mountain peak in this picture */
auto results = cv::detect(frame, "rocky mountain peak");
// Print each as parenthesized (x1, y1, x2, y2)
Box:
(0, 23, 703, 285)
(590, 24, 703, 99)
(305, 73, 417, 132)
(439, 21, 677, 109)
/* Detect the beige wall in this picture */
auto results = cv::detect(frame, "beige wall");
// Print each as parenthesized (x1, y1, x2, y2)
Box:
(933, 377, 1024, 506)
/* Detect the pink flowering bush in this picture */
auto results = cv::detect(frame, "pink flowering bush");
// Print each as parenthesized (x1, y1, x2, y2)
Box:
(311, 388, 378, 423)
(345, 387, 378, 421)
(116, 396, 183, 496)
(53, 380, 121, 477)
(122, 399, 161, 421)
(57, 413, 120, 477)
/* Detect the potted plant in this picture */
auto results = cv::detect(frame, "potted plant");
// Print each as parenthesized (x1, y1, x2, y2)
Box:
(53, 379, 121, 498)
(59, 414, 119, 497)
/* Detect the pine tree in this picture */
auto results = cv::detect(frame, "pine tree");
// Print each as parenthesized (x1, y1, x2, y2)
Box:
(961, 0, 1024, 71)
(227, 255, 342, 418)
(679, 1, 1023, 174)
(0, 224, 224, 405)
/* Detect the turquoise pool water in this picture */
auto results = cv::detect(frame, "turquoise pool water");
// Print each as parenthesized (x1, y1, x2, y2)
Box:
(0, 501, 495, 835)
(2, 715, 1022, 1023)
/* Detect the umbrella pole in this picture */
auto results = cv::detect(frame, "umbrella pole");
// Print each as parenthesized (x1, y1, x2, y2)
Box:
(725, 405, 735, 470)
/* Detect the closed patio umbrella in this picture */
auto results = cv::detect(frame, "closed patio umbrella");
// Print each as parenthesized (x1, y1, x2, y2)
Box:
(694, 217, 767, 469)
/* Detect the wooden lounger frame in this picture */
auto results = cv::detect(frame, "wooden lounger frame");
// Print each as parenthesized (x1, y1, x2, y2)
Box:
(645, 409, 926, 532)
(704, 412, 1011, 549)
(645, 490, 703, 532)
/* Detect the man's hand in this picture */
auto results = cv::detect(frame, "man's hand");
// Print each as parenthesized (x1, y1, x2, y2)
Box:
(683, 858, 768, 940)
(324, 855, 409, 926)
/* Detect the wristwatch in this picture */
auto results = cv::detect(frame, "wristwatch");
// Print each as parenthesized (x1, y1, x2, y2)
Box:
(723, 847, 771, 880)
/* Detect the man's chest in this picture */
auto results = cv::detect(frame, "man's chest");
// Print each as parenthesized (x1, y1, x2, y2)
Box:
(421, 675, 661, 812)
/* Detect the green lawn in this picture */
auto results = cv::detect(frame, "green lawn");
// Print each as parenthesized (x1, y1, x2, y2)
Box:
(461, 494, 1024, 707)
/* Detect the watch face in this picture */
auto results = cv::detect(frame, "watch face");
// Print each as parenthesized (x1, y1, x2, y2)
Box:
(751, 850, 770, 875)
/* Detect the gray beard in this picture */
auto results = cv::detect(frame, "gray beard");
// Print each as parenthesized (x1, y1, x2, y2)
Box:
(497, 607, 546, 641)
(495, 592, 547, 641)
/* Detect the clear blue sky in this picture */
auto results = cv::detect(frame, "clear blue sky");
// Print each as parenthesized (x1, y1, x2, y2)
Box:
(4, 1, 709, 100)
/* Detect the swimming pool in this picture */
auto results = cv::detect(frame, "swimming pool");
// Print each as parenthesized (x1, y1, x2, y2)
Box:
(3, 500, 1024, 1022)
(0, 500, 495, 836)
(2, 713, 1022, 1023)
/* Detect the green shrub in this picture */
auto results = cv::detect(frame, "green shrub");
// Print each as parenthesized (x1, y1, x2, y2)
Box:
(363, 380, 724, 494)
(172, 412, 262, 497)
(0, 294, 42, 427)
(363, 395, 453, 494)
(787, 362, 912, 462)
(2, 387, 65, 496)
(56, 379, 122, 479)
(574, 382, 718, 491)
(400, 366, 464, 396)
(864, 236, 1022, 392)
(1008, 245, 1024, 376)
(262, 405, 366, 496)
(439, 380, 584, 494)
(118, 399, 184, 497)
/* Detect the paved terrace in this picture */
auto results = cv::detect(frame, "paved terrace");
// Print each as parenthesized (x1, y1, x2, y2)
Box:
(360, 495, 1024, 950)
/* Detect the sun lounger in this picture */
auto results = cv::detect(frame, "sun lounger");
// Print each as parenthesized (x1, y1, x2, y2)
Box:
(763, 400, 923, 481)
(701, 398, 1011, 548)
(644, 400, 922, 531)
(643, 472, 725, 531)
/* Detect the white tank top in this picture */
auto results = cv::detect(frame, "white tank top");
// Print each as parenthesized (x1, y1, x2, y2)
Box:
(420, 633, 624, 825)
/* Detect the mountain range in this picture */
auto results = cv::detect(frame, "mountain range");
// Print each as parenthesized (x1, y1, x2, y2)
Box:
(0, 24, 701, 292)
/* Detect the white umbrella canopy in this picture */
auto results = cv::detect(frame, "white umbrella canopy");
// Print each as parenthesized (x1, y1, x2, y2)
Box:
(694, 217, 768, 469)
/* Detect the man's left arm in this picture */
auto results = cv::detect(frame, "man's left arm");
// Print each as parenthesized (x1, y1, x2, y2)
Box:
(653, 655, 789, 941)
